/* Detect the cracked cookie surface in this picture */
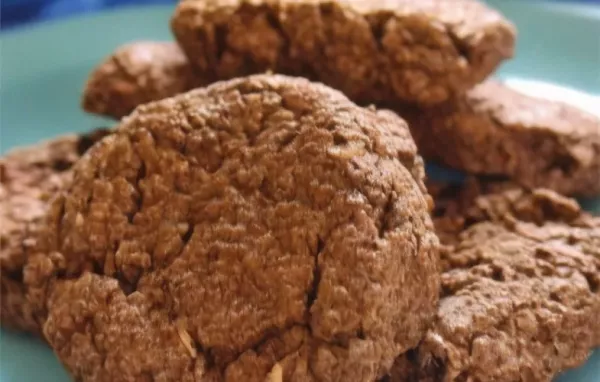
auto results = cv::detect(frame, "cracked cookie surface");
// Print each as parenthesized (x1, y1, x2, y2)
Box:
(171, 0, 515, 106)
(389, 180, 600, 382)
(28, 75, 439, 382)
(402, 80, 600, 197)
(0, 129, 110, 333)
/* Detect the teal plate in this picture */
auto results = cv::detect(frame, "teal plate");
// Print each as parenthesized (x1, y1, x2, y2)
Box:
(0, 1, 599, 381)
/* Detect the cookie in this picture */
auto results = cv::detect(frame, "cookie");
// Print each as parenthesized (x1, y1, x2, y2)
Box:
(27, 75, 439, 382)
(389, 180, 600, 381)
(402, 80, 600, 197)
(171, 0, 515, 106)
(0, 129, 110, 333)
(82, 41, 203, 119)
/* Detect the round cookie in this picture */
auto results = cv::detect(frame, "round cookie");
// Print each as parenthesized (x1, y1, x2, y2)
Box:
(402, 80, 600, 197)
(390, 181, 600, 381)
(27, 75, 439, 382)
(171, 0, 515, 106)
(0, 129, 110, 333)
(82, 41, 204, 120)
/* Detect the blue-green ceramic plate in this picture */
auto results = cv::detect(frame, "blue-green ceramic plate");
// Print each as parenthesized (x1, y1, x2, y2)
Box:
(0, 1, 599, 381)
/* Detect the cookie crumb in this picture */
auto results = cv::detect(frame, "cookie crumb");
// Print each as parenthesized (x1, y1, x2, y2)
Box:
(176, 320, 197, 359)
(265, 363, 282, 382)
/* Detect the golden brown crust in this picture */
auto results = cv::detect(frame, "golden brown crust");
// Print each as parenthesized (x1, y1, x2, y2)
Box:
(390, 180, 600, 382)
(404, 80, 600, 197)
(0, 129, 110, 333)
(29, 75, 439, 382)
(171, 0, 515, 106)
(82, 41, 204, 119)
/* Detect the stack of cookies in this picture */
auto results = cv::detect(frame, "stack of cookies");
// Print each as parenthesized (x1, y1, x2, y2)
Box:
(1, 1, 599, 381)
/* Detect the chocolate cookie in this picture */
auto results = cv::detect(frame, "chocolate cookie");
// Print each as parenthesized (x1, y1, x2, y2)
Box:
(82, 41, 203, 119)
(27, 75, 439, 382)
(171, 0, 515, 106)
(403, 80, 600, 197)
(0, 129, 110, 333)
(389, 180, 600, 381)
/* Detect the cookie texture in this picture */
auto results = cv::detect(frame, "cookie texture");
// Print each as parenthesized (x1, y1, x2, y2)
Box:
(27, 75, 439, 382)
(83, 41, 203, 119)
(403, 80, 600, 197)
(390, 180, 600, 382)
(0, 129, 110, 333)
(171, 0, 515, 106)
